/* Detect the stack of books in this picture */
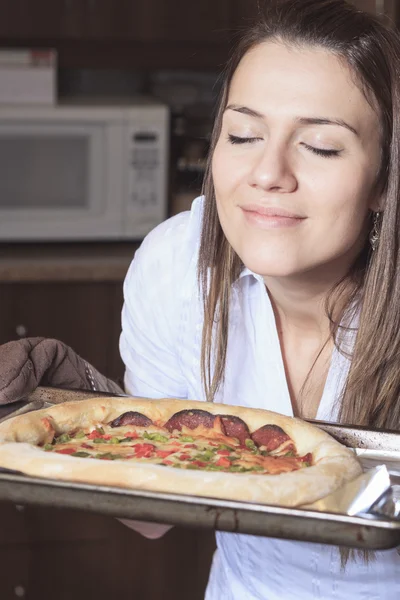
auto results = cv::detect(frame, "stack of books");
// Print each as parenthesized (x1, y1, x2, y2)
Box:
(0, 48, 57, 105)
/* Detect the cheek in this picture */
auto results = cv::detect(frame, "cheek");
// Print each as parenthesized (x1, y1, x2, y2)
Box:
(313, 165, 376, 221)
(312, 184, 373, 257)
(212, 144, 247, 197)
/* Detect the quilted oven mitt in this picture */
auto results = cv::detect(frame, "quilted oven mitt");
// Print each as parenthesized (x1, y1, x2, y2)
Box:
(0, 337, 123, 405)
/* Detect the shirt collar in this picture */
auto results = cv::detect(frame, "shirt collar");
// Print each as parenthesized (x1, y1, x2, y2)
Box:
(237, 267, 265, 285)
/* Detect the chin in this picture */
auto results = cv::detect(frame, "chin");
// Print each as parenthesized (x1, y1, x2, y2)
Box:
(234, 244, 296, 279)
(250, 267, 298, 279)
(239, 255, 298, 279)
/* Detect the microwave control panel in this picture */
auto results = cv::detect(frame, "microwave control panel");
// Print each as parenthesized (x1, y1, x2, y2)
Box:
(129, 129, 163, 208)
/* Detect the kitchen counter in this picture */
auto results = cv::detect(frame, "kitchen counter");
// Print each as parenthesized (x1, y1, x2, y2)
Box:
(0, 242, 140, 282)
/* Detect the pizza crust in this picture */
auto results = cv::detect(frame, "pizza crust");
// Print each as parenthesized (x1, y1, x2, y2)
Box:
(0, 396, 362, 507)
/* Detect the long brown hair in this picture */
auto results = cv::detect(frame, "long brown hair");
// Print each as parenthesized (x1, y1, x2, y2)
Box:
(198, 0, 400, 436)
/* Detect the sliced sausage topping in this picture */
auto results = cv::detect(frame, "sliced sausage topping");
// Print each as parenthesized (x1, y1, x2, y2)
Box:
(109, 411, 153, 428)
(164, 409, 215, 432)
(251, 424, 290, 451)
(219, 415, 251, 445)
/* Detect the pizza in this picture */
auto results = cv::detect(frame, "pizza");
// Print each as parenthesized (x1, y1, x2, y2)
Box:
(0, 396, 362, 507)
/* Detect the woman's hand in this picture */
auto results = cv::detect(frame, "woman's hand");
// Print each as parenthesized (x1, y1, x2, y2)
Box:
(0, 337, 123, 404)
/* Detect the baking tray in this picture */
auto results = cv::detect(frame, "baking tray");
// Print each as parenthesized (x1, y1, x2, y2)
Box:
(0, 387, 399, 550)
(0, 471, 399, 550)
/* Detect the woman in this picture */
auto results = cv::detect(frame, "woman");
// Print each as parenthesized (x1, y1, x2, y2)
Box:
(119, 0, 400, 598)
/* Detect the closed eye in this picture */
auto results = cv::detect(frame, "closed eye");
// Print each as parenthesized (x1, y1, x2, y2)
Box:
(228, 134, 262, 145)
(228, 136, 341, 157)
(303, 143, 341, 158)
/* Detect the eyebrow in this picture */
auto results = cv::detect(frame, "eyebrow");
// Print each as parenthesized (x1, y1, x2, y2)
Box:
(225, 104, 359, 136)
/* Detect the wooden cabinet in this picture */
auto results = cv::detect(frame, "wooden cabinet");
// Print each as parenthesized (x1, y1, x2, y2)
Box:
(85, 0, 230, 43)
(0, 1, 398, 42)
(0, 0, 86, 39)
(136, 0, 229, 43)
(0, 502, 216, 600)
(231, 1, 398, 24)
(0, 0, 229, 43)
(82, 0, 142, 41)
(229, 0, 260, 28)
(0, 0, 233, 68)
(0, 0, 397, 69)
(0, 281, 124, 382)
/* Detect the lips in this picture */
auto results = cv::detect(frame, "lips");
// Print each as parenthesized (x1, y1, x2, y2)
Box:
(240, 204, 305, 219)
(239, 203, 306, 230)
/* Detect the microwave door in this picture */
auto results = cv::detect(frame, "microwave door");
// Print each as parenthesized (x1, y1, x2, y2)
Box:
(0, 121, 122, 241)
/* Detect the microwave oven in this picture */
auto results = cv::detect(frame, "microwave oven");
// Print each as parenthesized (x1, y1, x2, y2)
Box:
(0, 97, 169, 241)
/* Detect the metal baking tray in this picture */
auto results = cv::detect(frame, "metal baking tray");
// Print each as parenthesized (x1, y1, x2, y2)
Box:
(0, 387, 399, 550)
(0, 471, 399, 550)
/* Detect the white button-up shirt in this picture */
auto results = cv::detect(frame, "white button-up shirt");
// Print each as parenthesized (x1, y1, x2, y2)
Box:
(120, 196, 400, 600)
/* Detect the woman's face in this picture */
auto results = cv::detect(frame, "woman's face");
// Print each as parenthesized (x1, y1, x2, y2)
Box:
(212, 41, 382, 281)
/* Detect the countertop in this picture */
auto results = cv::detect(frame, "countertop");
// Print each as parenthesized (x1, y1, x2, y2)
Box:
(0, 242, 140, 282)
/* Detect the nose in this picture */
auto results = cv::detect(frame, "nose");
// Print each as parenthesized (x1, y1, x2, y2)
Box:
(248, 142, 297, 193)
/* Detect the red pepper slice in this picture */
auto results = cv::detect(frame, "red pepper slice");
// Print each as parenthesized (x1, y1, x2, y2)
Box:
(162, 459, 174, 465)
(216, 449, 230, 456)
(216, 457, 231, 468)
(134, 443, 155, 453)
(178, 454, 191, 461)
(125, 431, 139, 439)
(184, 444, 197, 449)
(133, 443, 155, 458)
(81, 443, 94, 449)
(55, 448, 77, 455)
(155, 449, 175, 458)
(192, 460, 207, 468)
(135, 450, 153, 458)
(88, 430, 102, 440)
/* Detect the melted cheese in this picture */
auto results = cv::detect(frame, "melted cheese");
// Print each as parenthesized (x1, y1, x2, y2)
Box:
(45, 422, 309, 475)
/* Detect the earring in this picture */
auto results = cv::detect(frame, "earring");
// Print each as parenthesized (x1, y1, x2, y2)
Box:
(369, 211, 382, 251)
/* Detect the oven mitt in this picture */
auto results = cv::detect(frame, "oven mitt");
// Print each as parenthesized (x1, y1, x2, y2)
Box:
(0, 337, 123, 405)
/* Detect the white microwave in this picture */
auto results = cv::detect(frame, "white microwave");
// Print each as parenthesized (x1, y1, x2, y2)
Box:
(0, 96, 169, 241)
